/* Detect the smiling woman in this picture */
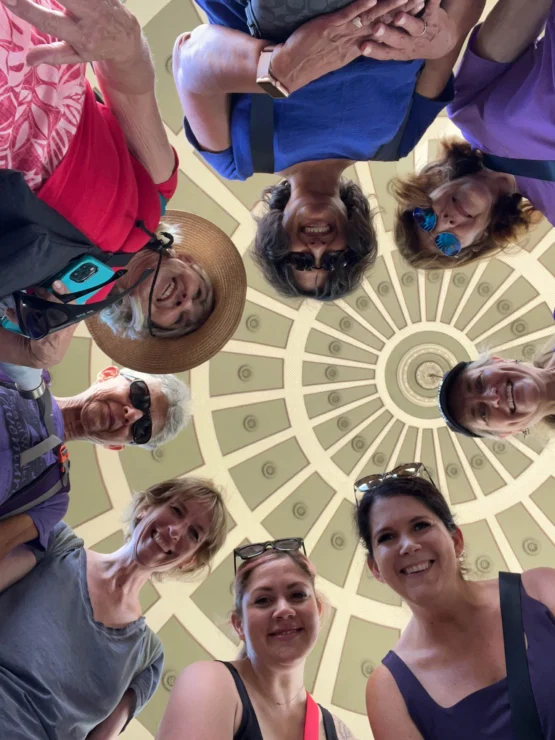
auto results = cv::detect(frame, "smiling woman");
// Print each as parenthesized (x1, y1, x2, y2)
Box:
(353, 467, 555, 740)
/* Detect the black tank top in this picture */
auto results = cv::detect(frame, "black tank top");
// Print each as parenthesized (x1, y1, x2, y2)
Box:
(220, 661, 339, 740)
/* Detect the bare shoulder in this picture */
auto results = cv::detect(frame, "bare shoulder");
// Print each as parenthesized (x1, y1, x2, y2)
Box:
(365, 663, 424, 740)
(328, 712, 359, 740)
(521, 568, 555, 613)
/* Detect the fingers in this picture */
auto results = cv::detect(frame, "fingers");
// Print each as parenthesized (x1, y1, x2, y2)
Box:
(329, 0, 377, 26)
(0, 0, 81, 45)
(26, 41, 82, 66)
(360, 39, 407, 59)
(390, 12, 427, 37)
(368, 23, 414, 48)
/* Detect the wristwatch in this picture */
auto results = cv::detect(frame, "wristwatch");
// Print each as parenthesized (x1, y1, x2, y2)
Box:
(256, 46, 290, 99)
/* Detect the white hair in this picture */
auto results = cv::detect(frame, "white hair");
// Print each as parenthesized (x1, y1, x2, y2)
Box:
(121, 367, 191, 449)
(98, 224, 214, 340)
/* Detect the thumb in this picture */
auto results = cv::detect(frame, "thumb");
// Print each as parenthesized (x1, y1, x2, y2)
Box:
(26, 42, 82, 67)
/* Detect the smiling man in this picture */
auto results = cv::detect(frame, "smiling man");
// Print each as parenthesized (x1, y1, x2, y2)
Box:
(0, 363, 190, 588)
(437, 352, 555, 439)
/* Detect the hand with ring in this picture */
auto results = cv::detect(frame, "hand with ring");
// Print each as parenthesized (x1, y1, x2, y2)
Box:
(269, 0, 409, 93)
(359, 0, 457, 60)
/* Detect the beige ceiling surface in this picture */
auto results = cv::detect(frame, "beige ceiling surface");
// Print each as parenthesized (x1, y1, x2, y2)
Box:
(52, 2, 555, 737)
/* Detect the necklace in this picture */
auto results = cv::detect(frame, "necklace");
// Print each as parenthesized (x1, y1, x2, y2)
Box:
(274, 685, 305, 706)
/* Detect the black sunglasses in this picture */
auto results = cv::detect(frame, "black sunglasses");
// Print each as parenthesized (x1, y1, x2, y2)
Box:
(284, 250, 356, 272)
(353, 463, 435, 506)
(120, 372, 152, 445)
(14, 268, 154, 340)
(233, 538, 306, 575)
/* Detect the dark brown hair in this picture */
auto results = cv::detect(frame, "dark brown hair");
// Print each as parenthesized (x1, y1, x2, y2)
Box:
(391, 139, 542, 270)
(354, 475, 457, 560)
(252, 179, 378, 300)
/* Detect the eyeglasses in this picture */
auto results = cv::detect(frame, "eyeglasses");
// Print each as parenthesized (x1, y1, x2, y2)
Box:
(413, 208, 462, 258)
(13, 269, 154, 340)
(353, 463, 435, 506)
(233, 538, 306, 575)
(120, 372, 152, 445)
(284, 250, 356, 272)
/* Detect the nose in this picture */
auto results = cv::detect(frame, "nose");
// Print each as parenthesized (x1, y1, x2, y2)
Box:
(122, 405, 143, 425)
(273, 598, 296, 619)
(438, 207, 466, 230)
(399, 536, 422, 557)
(174, 288, 193, 310)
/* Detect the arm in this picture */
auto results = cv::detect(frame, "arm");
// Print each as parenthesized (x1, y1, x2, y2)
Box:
(522, 568, 555, 617)
(416, 0, 486, 99)
(330, 713, 361, 739)
(366, 664, 424, 740)
(94, 38, 177, 185)
(0, 546, 37, 593)
(474, 0, 552, 63)
(0, 514, 39, 563)
(156, 661, 237, 739)
(86, 691, 135, 740)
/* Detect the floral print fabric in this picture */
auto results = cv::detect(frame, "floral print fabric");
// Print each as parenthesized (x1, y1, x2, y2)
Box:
(0, 0, 86, 192)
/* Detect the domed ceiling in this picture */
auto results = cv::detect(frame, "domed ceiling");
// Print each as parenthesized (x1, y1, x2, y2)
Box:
(52, 1, 555, 737)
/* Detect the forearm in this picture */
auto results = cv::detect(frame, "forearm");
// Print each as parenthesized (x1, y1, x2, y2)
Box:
(474, 0, 552, 63)
(95, 37, 175, 183)
(0, 515, 39, 562)
(0, 546, 37, 593)
(86, 691, 135, 739)
(174, 25, 268, 95)
(416, 0, 485, 98)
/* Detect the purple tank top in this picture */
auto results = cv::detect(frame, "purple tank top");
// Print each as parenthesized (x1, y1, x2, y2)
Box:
(383, 582, 555, 739)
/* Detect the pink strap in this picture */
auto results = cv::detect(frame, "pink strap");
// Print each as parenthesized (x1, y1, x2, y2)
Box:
(304, 692, 320, 740)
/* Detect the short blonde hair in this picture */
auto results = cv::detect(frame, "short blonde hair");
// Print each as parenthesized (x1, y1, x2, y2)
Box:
(391, 138, 541, 271)
(125, 476, 227, 581)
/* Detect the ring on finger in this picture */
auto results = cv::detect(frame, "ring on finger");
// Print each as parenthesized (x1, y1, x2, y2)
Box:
(352, 15, 363, 28)
(416, 18, 428, 37)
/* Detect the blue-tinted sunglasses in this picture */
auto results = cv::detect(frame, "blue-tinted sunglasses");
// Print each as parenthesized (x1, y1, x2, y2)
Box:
(413, 208, 462, 258)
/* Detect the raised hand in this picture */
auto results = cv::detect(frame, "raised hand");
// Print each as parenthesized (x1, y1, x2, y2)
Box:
(360, 0, 457, 60)
(0, 0, 142, 66)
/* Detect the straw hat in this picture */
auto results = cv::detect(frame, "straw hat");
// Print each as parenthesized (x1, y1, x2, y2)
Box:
(86, 211, 247, 373)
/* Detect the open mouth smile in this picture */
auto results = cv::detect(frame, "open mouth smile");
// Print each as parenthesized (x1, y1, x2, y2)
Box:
(400, 560, 434, 576)
(269, 628, 303, 640)
(506, 381, 516, 414)
(301, 223, 332, 235)
(158, 278, 178, 303)
(152, 529, 173, 555)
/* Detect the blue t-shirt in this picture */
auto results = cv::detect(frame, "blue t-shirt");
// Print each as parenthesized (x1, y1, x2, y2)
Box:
(184, 0, 454, 180)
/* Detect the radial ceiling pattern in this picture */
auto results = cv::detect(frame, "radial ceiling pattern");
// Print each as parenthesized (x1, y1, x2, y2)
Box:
(50, 2, 555, 738)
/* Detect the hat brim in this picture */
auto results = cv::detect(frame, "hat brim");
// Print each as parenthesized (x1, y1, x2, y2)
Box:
(86, 211, 246, 373)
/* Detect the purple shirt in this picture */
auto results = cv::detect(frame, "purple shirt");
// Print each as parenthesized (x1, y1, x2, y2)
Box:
(447, 12, 555, 226)
(0, 371, 68, 548)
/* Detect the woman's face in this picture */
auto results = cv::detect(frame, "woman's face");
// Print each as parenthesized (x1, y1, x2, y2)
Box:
(367, 495, 463, 605)
(131, 497, 213, 573)
(133, 253, 213, 333)
(234, 558, 321, 666)
(449, 358, 552, 437)
(417, 173, 513, 253)
(281, 196, 348, 292)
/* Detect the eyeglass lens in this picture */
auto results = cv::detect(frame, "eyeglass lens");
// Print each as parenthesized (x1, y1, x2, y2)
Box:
(413, 207, 462, 258)
(128, 379, 152, 445)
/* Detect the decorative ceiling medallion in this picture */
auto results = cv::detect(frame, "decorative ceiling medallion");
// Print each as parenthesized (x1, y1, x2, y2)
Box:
(162, 671, 177, 692)
(245, 315, 260, 332)
(293, 502, 308, 520)
(475, 555, 493, 574)
(523, 538, 541, 556)
(396, 343, 458, 409)
(261, 462, 276, 478)
(331, 532, 346, 550)
(361, 660, 374, 678)
(243, 415, 258, 431)
(325, 366, 339, 380)
(237, 364, 253, 381)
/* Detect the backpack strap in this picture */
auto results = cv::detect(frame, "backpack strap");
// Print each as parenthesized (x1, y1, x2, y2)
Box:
(0, 384, 70, 521)
(319, 705, 339, 740)
(482, 154, 555, 182)
(250, 94, 275, 173)
(499, 572, 545, 740)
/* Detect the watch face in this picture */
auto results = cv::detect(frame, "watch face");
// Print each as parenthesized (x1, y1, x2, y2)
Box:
(257, 80, 287, 99)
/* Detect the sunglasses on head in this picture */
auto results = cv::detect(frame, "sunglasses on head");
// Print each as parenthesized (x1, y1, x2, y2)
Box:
(233, 538, 306, 575)
(284, 250, 356, 272)
(120, 372, 152, 446)
(353, 462, 435, 506)
(412, 208, 462, 258)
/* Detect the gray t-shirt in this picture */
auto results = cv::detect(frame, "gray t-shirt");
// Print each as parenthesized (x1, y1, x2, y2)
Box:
(0, 522, 164, 739)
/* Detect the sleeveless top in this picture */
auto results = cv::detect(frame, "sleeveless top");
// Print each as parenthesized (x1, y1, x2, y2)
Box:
(383, 581, 555, 739)
(220, 662, 339, 740)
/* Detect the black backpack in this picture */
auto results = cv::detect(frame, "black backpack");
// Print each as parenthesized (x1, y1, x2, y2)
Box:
(0, 169, 141, 300)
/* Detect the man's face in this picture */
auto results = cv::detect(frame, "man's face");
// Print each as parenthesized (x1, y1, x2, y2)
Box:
(76, 367, 169, 448)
